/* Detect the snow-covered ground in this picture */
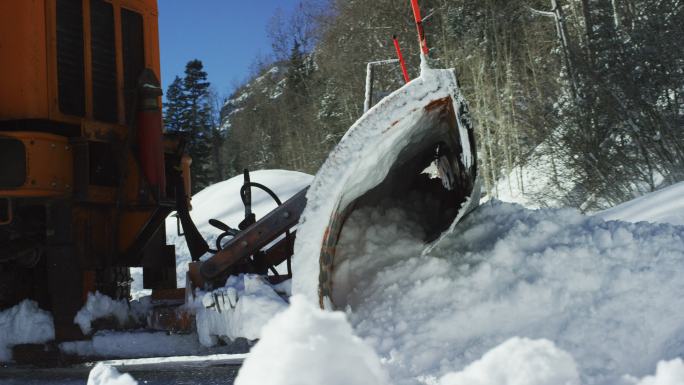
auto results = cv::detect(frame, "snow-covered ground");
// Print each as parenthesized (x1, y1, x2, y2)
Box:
(493, 138, 574, 209)
(595, 181, 684, 226)
(323, 200, 684, 384)
(4, 142, 684, 385)
(231, 185, 684, 385)
(193, 274, 289, 346)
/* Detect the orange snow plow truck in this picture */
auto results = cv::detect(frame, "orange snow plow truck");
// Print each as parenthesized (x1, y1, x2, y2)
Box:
(0, 0, 197, 340)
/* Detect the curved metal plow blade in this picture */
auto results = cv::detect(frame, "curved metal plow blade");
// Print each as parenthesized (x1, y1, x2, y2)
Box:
(292, 68, 479, 308)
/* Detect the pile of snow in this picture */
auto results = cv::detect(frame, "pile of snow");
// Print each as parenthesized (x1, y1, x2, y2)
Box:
(235, 296, 389, 385)
(596, 181, 684, 226)
(0, 300, 54, 361)
(131, 169, 312, 299)
(87, 363, 137, 385)
(74, 291, 150, 335)
(437, 338, 580, 385)
(625, 359, 684, 385)
(437, 341, 684, 385)
(236, 299, 684, 385)
(194, 274, 289, 346)
(60, 331, 212, 359)
(293, 65, 475, 304)
(327, 200, 684, 384)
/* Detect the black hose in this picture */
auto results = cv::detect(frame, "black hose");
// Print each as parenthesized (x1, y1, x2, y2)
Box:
(239, 182, 293, 277)
(240, 182, 283, 206)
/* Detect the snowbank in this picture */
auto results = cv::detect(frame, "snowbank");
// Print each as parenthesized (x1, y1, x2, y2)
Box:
(438, 338, 580, 385)
(234, 294, 684, 385)
(234, 295, 389, 385)
(0, 300, 54, 361)
(194, 274, 289, 346)
(336, 200, 684, 384)
(293, 65, 475, 304)
(74, 291, 150, 335)
(626, 359, 684, 385)
(438, 339, 684, 385)
(87, 363, 138, 385)
(596, 181, 684, 226)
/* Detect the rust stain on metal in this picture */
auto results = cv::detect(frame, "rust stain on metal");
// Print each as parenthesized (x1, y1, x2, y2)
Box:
(149, 306, 194, 333)
(151, 288, 186, 301)
(187, 261, 205, 290)
(424, 96, 452, 112)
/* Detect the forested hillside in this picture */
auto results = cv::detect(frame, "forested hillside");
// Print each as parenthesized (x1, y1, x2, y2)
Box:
(167, 0, 683, 211)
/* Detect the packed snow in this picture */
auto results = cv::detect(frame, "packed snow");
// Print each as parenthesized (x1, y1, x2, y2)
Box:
(236, 291, 684, 385)
(87, 363, 138, 385)
(234, 295, 389, 385)
(0, 300, 54, 361)
(74, 292, 150, 335)
(194, 274, 289, 346)
(624, 359, 684, 385)
(436, 337, 580, 385)
(60, 330, 220, 359)
(319, 200, 684, 385)
(596, 181, 684, 226)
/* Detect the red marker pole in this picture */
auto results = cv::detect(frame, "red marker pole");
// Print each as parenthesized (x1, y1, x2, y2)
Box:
(410, 0, 429, 55)
(393, 35, 410, 83)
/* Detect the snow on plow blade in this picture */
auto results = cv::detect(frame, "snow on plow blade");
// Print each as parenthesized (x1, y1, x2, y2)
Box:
(293, 67, 479, 308)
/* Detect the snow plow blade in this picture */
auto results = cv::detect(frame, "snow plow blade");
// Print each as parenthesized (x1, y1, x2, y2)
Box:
(292, 67, 479, 308)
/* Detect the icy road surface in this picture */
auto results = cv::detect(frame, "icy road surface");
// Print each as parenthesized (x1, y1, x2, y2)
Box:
(0, 362, 240, 385)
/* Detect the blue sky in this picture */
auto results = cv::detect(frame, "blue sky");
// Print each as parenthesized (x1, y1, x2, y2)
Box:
(158, 1, 299, 98)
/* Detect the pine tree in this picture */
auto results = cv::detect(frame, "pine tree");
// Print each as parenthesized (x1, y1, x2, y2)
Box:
(182, 60, 214, 191)
(163, 60, 215, 192)
(163, 76, 186, 133)
(286, 39, 309, 95)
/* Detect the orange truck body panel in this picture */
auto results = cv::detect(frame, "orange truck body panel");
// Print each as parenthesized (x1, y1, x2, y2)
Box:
(0, 132, 73, 198)
(0, 0, 164, 244)
(0, 0, 50, 120)
(0, 0, 180, 339)
(0, 0, 160, 127)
